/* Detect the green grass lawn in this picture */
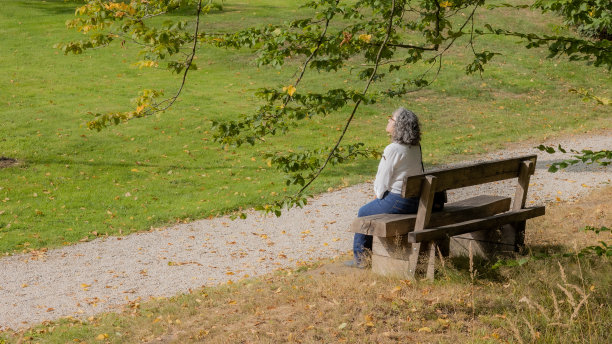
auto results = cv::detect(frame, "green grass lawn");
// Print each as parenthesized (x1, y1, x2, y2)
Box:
(0, 0, 610, 254)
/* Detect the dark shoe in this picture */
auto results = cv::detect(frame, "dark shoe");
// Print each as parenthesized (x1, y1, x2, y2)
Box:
(343, 260, 366, 269)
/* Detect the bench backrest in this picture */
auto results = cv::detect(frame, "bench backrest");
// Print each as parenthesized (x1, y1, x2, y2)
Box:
(401, 155, 537, 198)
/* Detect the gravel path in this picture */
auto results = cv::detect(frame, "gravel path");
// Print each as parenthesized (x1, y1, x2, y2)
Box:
(1, 133, 610, 330)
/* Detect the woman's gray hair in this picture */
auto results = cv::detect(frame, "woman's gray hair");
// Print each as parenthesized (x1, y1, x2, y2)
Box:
(392, 107, 421, 145)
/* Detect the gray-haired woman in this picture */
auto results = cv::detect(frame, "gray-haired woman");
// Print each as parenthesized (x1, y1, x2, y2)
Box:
(346, 107, 422, 268)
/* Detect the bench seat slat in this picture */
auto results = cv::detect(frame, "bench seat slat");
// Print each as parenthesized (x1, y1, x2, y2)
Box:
(351, 195, 511, 237)
(407, 206, 546, 243)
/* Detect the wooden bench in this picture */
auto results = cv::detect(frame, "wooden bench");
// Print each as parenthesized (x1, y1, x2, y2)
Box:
(351, 155, 545, 280)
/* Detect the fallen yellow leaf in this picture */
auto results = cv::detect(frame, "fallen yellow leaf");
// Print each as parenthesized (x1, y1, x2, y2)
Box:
(96, 333, 109, 340)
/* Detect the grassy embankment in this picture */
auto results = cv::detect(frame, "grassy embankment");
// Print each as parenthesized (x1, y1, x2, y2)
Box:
(1, 186, 610, 343)
(1, 0, 611, 254)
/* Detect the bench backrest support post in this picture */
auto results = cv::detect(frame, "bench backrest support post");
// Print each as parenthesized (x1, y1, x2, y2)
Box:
(415, 175, 437, 231)
(513, 160, 533, 211)
(412, 175, 438, 280)
(512, 160, 533, 249)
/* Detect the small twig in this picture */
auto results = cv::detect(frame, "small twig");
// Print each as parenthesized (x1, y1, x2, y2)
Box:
(385, 42, 437, 50)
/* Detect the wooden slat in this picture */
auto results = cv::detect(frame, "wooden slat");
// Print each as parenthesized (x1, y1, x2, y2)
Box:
(401, 155, 537, 197)
(351, 195, 512, 237)
(407, 206, 546, 243)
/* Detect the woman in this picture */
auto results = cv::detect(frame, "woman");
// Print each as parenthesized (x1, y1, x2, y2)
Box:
(346, 107, 422, 268)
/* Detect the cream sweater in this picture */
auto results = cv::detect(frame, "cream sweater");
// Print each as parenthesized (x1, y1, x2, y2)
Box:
(373, 143, 422, 199)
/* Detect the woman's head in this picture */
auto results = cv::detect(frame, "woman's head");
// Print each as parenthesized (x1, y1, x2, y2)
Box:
(387, 107, 421, 145)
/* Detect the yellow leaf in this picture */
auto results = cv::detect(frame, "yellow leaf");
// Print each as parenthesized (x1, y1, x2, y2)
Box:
(437, 318, 450, 325)
(136, 104, 146, 114)
(439, 1, 452, 8)
(358, 34, 372, 43)
(418, 327, 432, 332)
(96, 333, 108, 340)
(228, 300, 237, 304)
(283, 85, 296, 96)
(131, 168, 140, 172)
(391, 286, 402, 293)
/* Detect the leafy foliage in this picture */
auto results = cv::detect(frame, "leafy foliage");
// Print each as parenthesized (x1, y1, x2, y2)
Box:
(534, 0, 612, 40)
(535, 144, 611, 172)
(58, 0, 612, 212)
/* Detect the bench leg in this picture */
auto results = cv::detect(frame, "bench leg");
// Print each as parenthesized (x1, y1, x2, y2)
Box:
(425, 241, 436, 281)
(513, 221, 526, 252)
(372, 237, 437, 280)
(406, 243, 421, 279)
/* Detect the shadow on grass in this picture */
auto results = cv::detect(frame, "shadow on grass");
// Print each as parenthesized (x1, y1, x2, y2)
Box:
(448, 255, 507, 282)
(18, 156, 246, 171)
(18, 0, 77, 15)
(525, 243, 568, 256)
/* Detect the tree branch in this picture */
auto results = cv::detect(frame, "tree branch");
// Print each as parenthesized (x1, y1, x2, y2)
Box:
(148, 0, 206, 113)
(298, 0, 399, 195)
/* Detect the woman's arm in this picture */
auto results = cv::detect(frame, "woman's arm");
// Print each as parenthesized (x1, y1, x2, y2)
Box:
(373, 146, 402, 199)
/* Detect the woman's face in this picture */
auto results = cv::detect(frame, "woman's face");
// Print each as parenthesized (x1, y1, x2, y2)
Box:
(386, 112, 396, 135)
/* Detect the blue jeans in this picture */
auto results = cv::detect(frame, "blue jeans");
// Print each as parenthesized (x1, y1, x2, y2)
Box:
(353, 192, 419, 263)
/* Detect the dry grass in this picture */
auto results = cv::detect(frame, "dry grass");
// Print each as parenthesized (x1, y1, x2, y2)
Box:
(527, 186, 611, 251)
(2, 188, 610, 343)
